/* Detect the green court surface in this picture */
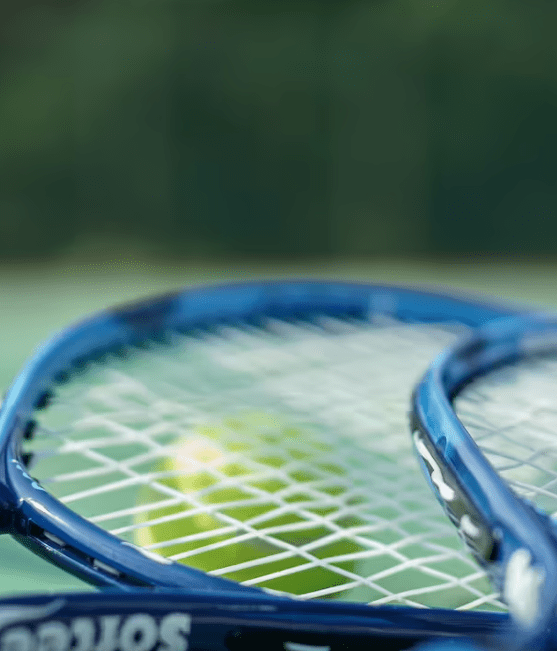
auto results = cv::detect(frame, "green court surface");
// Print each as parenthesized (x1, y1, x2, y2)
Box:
(1, 255, 556, 599)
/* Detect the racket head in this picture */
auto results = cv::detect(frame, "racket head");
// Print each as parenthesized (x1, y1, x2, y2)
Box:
(412, 313, 557, 646)
(0, 281, 522, 608)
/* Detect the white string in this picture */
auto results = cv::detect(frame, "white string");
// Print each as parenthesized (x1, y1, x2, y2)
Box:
(27, 317, 503, 611)
(456, 354, 557, 518)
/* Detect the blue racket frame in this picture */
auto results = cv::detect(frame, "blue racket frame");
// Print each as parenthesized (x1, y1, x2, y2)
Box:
(0, 588, 508, 651)
(412, 313, 557, 648)
(0, 280, 528, 646)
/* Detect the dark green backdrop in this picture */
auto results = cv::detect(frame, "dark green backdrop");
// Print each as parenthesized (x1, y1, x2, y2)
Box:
(1, 0, 556, 261)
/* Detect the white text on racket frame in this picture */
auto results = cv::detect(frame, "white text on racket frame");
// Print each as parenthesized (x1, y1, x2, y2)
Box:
(0, 612, 191, 651)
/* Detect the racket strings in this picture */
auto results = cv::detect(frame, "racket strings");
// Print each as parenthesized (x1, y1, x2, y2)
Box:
(25, 317, 503, 610)
(455, 354, 557, 517)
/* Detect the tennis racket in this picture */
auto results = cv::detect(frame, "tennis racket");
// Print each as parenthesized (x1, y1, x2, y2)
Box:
(412, 312, 557, 651)
(0, 280, 528, 650)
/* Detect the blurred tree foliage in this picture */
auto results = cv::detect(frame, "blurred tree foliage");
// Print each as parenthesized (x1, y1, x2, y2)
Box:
(1, 0, 556, 260)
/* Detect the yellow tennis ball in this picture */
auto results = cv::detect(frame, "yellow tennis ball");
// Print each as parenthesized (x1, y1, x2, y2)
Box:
(134, 412, 360, 598)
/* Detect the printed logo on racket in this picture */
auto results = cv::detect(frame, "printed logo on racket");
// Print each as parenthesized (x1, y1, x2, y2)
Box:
(11, 460, 45, 493)
(0, 607, 192, 651)
(0, 605, 334, 651)
(412, 428, 547, 628)
(411, 429, 494, 564)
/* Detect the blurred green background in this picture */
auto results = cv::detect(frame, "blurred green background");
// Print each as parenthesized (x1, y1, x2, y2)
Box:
(2, 0, 557, 261)
(1, 0, 557, 598)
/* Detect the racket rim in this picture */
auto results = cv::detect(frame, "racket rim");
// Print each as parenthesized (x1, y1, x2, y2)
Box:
(411, 311, 557, 644)
(0, 280, 525, 610)
(0, 588, 513, 651)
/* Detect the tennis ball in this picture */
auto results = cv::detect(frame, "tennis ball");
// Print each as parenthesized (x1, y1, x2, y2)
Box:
(134, 412, 360, 598)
